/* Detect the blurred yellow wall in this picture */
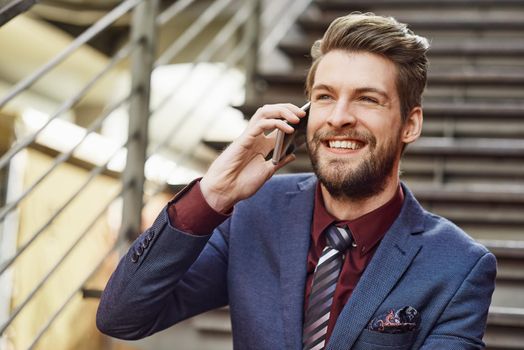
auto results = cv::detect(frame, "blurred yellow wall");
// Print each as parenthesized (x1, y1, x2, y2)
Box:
(4, 148, 120, 350)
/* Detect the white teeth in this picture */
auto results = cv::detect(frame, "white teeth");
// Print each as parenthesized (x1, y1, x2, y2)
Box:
(328, 140, 361, 150)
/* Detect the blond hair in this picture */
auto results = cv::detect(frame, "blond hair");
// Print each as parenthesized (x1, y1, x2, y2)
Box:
(306, 12, 429, 122)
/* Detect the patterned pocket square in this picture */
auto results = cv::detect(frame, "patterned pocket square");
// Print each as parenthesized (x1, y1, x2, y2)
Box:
(367, 306, 420, 334)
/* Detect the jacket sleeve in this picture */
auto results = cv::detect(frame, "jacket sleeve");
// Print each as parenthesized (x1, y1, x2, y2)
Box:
(96, 206, 230, 340)
(420, 251, 497, 349)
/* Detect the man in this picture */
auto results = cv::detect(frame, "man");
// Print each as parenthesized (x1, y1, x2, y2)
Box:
(97, 13, 496, 349)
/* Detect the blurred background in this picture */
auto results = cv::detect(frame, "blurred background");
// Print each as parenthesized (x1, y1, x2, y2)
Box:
(0, 0, 523, 349)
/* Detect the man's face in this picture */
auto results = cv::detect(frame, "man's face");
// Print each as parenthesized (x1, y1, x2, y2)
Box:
(306, 50, 405, 200)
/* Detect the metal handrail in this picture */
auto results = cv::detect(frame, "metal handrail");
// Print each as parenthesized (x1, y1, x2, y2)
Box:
(147, 9, 253, 181)
(259, 0, 313, 56)
(156, 0, 195, 26)
(0, 51, 134, 226)
(0, 187, 124, 335)
(155, 0, 233, 66)
(150, 0, 252, 119)
(0, 0, 266, 347)
(0, 41, 136, 174)
(143, 1, 255, 204)
(0, 135, 130, 276)
(27, 237, 126, 349)
(172, 42, 249, 158)
(145, 38, 251, 202)
(0, 0, 141, 109)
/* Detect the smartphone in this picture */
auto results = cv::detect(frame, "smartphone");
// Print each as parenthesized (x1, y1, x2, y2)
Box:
(270, 102, 310, 165)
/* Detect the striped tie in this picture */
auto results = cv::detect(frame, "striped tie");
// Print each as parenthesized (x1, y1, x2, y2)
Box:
(302, 225, 354, 350)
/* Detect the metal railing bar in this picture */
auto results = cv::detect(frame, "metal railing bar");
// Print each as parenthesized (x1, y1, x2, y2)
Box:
(259, 0, 313, 56)
(0, 41, 137, 173)
(195, 1, 252, 63)
(260, 0, 290, 30)
(0, 137, 129, 276)
(147, 26, 251, 166)
(156, 0, 195, 27)
(143, 2, 254, 201)
(0, 187, 124, 335)
(0, 88, 133, 224)
(0, 0, 142, 109)
(150, 0, 252, 119)
(171, 43, 250, 164)
(154, 0, 233, 67)
(26, 238, 125, 350)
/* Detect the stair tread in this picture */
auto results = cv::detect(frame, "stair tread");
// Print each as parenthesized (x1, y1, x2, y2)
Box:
(257, 69, 524, 86)
(298, 15, 524, 32)
(488, 306, 524, 326)
(408, 137, 524, 156)
(316, 0, 524, 10)
(280, 39, 524, 57)
(236, 101, 524, 119)
(204, 137, 524, 157)
(480, 240, 524, 258)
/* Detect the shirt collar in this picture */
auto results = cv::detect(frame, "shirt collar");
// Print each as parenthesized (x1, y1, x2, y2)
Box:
(311, 182, 404, 256)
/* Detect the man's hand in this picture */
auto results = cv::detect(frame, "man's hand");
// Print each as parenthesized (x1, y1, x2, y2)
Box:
(200, 103, 307, 213)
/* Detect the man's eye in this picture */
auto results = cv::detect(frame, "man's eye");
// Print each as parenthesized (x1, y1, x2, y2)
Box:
(315, 94, 331, 100)
(360, 96, 379, 104)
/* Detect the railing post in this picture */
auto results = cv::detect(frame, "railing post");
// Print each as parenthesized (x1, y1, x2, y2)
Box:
(121, 0, 158, 242)
(243, 0, 261, 103)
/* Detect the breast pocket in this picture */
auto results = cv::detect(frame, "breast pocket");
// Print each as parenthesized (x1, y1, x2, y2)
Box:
(352, 329, 416, 350)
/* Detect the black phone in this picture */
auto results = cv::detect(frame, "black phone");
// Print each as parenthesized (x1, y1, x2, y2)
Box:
(270, 102, 310, 164)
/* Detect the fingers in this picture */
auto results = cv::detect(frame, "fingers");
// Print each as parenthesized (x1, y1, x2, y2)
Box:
(271, 153, 296, 172)
(252, 103, 306, 126)
(249, 119, 294, 138)
(244, 103, 307, 139)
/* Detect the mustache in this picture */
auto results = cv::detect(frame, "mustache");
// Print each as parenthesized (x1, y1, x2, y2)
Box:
(311, 129, 376, 146)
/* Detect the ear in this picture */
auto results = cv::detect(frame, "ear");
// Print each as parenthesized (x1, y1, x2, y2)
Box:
(401, 106, 423, 144)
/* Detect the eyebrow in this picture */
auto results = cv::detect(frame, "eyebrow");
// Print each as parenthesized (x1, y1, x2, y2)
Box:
(354, 87, 390, 100)
(311, 84, 390, 100)
(311, 83, 336, 94)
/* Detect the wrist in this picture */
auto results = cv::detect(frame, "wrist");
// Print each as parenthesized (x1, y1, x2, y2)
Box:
(200, 177, 235, 214)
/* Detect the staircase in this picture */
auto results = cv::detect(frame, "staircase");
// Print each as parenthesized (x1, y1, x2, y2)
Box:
(207, 0, 524, 348)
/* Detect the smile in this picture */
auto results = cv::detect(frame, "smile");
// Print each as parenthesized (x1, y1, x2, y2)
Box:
(327, 140, 364, 150)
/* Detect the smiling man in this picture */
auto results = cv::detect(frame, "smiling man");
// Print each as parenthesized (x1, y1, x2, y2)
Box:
(97, 13, 496, 350)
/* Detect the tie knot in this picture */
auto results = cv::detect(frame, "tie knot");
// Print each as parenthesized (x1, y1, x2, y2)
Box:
(326, 225, 354, 252)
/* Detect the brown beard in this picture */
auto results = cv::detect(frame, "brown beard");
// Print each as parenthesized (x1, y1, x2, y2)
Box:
(306, 128, 400, 201)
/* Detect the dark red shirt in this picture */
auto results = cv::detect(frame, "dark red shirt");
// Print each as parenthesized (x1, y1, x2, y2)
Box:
(305, 183, 404, 340)
(167, 179, 404, 342)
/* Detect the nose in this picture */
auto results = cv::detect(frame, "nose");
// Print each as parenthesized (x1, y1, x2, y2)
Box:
(326, 101, 357, 129)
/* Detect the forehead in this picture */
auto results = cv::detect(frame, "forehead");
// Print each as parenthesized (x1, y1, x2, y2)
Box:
(314, 50, 398, 94)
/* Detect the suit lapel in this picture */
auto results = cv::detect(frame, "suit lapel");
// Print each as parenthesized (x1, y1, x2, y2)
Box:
(279, 176, 317, 350)
(327, 185, 426, 350)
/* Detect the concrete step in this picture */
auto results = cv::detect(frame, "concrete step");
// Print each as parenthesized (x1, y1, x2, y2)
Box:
(315, 0, 524, 10)
(253, 70, 524, 103)
(187, 305, 524, 350)
(203, 136, 524, 180)
(257, 70, 524, 89)
(238, 101, 524, 139)
(279, 39, 524, 72)
(485, 306, 524, 349)
(297, 15, 524, 36)
(279, 39, 524, 60)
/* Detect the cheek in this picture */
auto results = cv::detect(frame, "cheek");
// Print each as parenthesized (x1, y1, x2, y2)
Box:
(306, 110, 324, 137)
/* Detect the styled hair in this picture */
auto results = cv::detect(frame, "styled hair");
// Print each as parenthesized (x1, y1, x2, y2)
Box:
(306, 12, 430, 122)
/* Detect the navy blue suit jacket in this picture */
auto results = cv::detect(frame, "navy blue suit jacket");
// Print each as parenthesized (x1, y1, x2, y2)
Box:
(97, 174, 496, 349)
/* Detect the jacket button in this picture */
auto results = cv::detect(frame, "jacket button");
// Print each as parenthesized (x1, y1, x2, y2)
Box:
(131, 252, 139, 263)
(141, 240, 149, 249)
(146, 231, 155, 242)
(136, 245, 144, 256)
